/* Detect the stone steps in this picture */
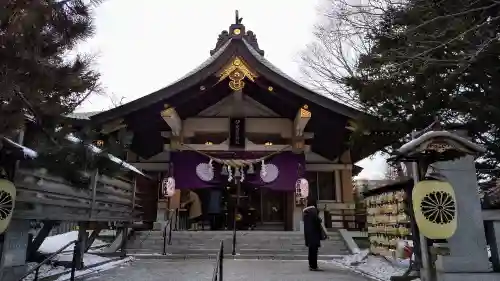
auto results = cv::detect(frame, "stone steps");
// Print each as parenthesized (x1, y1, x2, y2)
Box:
(126, 230, 349, 259)
(130, 252, 345, 261)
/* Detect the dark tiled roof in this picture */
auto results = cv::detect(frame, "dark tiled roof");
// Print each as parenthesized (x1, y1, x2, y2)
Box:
(66, 111, 100, 120)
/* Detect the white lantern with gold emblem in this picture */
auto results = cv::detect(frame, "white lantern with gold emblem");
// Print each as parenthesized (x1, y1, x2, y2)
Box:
(0, 179, 16, 234)
(412, 180, 457, 239)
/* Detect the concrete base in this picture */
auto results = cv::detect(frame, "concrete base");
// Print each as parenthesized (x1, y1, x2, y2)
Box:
(153, 222, 166, 231)
(338, 229, 361, 254)
(437, 272, 500, 281)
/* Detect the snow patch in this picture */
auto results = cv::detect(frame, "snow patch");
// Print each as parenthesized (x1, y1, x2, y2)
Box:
(331, 251, 420, 281)
(56, 253, 109, 264)
(23, 256, 134, 281)
(24, 263, 67, 281)
(39, 231, 107, 254)
(54, 256, 134, 281)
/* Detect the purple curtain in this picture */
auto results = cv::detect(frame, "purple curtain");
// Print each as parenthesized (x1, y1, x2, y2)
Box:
(171, 151, 304, 191)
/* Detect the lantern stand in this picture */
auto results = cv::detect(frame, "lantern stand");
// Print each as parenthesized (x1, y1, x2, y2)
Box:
(389, 120, 486, 281)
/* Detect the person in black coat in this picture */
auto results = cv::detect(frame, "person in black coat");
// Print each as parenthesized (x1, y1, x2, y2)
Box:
(303, 197, 324, 271)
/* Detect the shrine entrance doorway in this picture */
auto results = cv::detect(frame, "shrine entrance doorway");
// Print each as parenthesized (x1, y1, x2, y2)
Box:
(224, 183, 288, 230)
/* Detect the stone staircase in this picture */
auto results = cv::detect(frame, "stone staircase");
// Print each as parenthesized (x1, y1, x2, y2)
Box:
(127, 231, 350, 260)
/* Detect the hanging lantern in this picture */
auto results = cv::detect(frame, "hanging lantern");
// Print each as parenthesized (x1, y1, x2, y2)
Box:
(161, 177, 176, 197)
(298, 178, 309, 198)
(295, 178, 308, 205)
(412, 179, 457, 239)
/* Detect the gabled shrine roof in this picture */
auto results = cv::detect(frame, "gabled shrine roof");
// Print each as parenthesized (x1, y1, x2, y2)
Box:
(89, 15, 364, 124)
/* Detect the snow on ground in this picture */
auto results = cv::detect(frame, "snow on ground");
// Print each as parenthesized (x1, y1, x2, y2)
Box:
(24, 256, 134, 281)
(20, 231, 116, 281)
(39, 231, 108, 254)
(331, 250, 421, 281)
(53, 257, 134, 281)
(56, 253, 109, 264)
(24, 263, 67, 281)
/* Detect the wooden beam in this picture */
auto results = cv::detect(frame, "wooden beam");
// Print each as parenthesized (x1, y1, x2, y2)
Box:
(27, 221, 56, 261)
(306, 163, 353, 171)
(163, 142, 311, 152)
(160, 105, 182, 137)
(294, 105, 311, 137)
(161, 130, 313, 140)
(101, 119, 126, 134)
(293, 105, 311, 153)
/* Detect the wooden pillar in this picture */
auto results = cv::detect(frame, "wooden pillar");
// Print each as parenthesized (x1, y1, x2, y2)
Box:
(119, 225, 128, 258)
(27, 221, 56, 261)
(284, 191, 294, 231)
(84, 228, 102, 253)
(75, 222, 88, 270)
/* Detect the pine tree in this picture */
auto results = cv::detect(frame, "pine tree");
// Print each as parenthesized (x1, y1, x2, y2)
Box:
(344, 0, 500, 180)
(0, 1, 131, 186)
(0, 0, 102, 136)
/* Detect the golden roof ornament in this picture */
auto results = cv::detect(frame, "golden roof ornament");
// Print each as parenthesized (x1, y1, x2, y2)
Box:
(217, 57, 258, 91)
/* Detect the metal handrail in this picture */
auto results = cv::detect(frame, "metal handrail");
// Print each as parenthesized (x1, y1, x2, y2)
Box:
(19, 240, 78, 281)
(162, 208, 177, 255)
(212, 240, 224, 281)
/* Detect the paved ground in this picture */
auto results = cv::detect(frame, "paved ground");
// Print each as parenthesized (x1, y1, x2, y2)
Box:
(83, 259, 370, 281)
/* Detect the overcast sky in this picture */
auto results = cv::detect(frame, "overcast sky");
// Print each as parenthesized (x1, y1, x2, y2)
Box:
(75, 0, 387, 179)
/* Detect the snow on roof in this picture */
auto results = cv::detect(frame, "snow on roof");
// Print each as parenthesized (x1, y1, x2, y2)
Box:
(3, 137, 38, 158)
(397, 130, 486, 155)
(65, 111, 100, 120)
(65, 134, 145, 176)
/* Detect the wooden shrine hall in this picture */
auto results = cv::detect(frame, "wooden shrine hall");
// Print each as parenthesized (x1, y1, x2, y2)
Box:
(72, 12, 368, 231)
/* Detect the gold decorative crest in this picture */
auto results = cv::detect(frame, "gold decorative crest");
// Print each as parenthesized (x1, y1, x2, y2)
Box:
(218, 57, 258, 91)
(299, 105, 311, 118)
(413, 180, 457, 239)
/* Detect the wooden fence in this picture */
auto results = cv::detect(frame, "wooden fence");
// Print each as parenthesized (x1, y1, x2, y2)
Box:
(13, 168, 144, 222)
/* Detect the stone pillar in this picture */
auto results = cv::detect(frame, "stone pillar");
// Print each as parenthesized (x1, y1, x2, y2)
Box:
(433, 154, 490, 273)
(0, 220, 31, 281)
(153, 199, 168, 230)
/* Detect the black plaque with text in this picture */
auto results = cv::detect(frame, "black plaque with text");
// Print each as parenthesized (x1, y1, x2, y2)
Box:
(229, 117, 245, 148)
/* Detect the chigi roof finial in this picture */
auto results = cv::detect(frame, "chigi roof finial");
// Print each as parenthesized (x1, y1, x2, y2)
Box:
(235, 10, 243, 24)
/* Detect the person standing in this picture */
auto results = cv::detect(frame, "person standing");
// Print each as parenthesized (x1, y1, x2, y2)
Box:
(303, 197, 324, 271)
(181, 190, 203, 230)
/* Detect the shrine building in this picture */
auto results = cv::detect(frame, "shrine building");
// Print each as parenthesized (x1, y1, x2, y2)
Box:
(73, 14, 368, 231)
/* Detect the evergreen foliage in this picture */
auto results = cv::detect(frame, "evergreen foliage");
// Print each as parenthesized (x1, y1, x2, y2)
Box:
(341, 0, 500, 180)
(0, 0, 102, 135)
(0, 0, 133, 187)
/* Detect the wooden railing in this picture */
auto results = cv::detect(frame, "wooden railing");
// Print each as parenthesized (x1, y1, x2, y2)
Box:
(318, 201, 366, 231)
(13, 168, 144, 222)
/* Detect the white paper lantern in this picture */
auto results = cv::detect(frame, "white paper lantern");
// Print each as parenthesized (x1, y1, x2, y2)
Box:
(295, 178, 309, 198)
(162, 177, 176, 197)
